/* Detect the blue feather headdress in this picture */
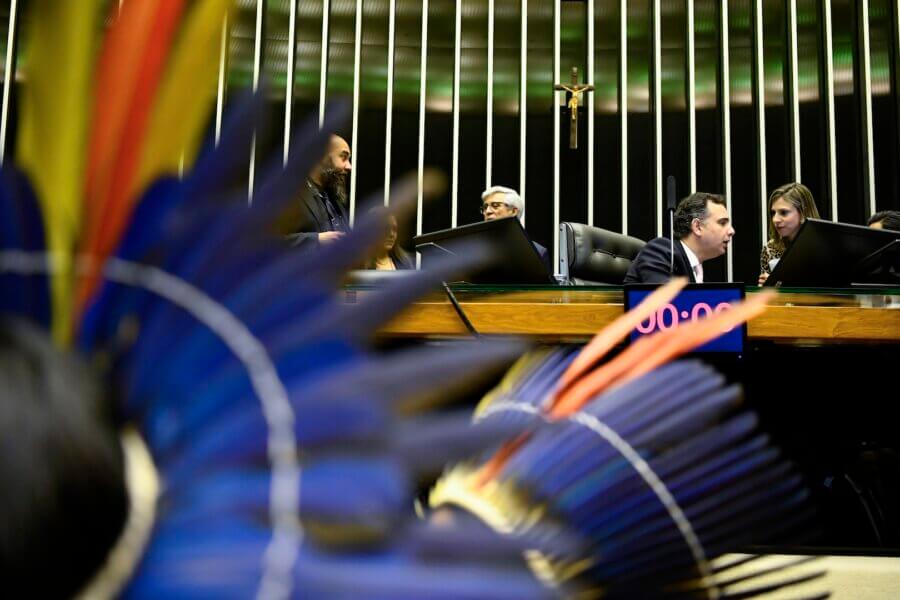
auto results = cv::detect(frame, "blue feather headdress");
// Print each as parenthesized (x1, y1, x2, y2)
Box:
(0, 3, 556, 597)
(430, 294, 830, 598)
(0, 2, 828, 599)
(2, 87, 577, 594)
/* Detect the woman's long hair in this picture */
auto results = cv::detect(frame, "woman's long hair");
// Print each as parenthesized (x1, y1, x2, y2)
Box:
(767, 182, 820, 253)
(365, 243, 413, 270)
(365, 209, 413, 270)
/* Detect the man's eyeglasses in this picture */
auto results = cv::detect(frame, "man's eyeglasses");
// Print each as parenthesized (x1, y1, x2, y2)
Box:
(479, 201, 508, 214)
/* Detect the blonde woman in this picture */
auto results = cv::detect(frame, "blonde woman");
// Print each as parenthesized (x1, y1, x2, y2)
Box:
(758, 183, 820, 285)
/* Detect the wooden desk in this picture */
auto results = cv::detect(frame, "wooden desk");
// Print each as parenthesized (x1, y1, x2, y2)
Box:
(357, 284, 900, 563)
(720, 554, 900, 599)
(349, 286, 900, 342)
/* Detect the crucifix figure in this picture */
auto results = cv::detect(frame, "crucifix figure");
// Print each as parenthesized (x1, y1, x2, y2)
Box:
(554, 67, 594, 149)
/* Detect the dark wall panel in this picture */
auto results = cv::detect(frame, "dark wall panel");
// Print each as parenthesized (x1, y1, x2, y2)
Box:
(6, 1, 889, 279)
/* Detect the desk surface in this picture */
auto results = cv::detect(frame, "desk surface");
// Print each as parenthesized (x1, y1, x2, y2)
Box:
(345, 284, 900, 342)
(720, 554, 900, 599)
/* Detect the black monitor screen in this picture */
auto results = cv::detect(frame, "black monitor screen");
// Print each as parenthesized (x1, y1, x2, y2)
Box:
(624, 284, 746, 354)
(764, 218, 900, 288)
(412, 216, 553, 284)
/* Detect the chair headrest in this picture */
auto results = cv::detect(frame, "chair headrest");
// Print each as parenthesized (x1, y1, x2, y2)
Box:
(562, 223, 646, 285)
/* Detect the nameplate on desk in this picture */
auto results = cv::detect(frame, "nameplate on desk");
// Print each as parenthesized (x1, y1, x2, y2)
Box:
(623, 284, 746, 354)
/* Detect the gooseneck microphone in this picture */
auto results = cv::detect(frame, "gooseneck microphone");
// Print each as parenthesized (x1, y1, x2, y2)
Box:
(667, 175, 676, 275)
(417, 242, 480, 338)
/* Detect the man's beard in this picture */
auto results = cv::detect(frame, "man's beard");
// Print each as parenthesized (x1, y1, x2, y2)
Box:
(321, 167, 347, 206)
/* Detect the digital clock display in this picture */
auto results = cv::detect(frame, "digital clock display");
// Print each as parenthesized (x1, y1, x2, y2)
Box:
(624, 284, 746, 353)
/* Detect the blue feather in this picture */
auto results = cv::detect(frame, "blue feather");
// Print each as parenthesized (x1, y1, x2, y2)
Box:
(0, 168, 51, 326)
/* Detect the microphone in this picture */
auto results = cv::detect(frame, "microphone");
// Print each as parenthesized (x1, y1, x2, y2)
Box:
(666, 175, 676, 275)
(667, 175, 677, 213)
(418, 241, 456, 257)
(415, 242, 479, 337)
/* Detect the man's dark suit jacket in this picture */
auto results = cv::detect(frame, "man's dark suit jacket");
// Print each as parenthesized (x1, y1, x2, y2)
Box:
(623, 237, 696, 284)
(287, 182, 349, 248)
(533, 241, 552, 273)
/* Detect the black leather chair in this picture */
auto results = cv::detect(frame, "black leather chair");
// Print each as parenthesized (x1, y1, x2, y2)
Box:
(558, 222, 646, 285)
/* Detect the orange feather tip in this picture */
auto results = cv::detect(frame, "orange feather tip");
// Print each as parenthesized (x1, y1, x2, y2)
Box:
(554, 277, 688, 404)
(549, 287, 775, 420)
(473, 433, 530, 489)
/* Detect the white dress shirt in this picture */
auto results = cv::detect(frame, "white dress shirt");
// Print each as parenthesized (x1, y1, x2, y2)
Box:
(680, 241, 703, 283)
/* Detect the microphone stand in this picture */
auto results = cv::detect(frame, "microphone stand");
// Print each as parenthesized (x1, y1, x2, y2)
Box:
(666, 176, 677, 276)
(442, 282, 480, 338)
(669, 209, 675, 276)
(418, 242, 480, 338)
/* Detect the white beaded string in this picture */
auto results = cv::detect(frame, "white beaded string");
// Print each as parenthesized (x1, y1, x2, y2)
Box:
(0, 250, 300, 600)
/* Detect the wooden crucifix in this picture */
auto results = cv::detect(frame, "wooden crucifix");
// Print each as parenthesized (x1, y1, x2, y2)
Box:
(554, 67, 594, 149)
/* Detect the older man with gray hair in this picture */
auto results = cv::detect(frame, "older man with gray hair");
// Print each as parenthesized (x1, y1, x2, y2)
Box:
(480, 185, 550, 270)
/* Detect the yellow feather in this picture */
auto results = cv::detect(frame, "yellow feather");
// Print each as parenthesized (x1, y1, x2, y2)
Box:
(135, 0, 233, 195)
(473, 350, 552, 417)
(16, 0, 105, 345)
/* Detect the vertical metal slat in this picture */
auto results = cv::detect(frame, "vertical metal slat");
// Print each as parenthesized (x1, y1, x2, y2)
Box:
(720, 0, 733, 281)
(247, 0, 266, 202)
(0, 0, 20, 164)
(753, 0, 768, 249)
(553, 0, 561, 271)
(417, 0, 429, 245)
(486, 0, 495, 188)
(652, 0, 662, 236)
(519, 0, 527, 224)
(858, 0, 876, 215)
(451, 0, 461, 228)
(687, 0, 696, 192)
(587, 0, 595, 226)
(893, 0, 900, 208)
(384, 0, 396, 206)
(214, 14, 229, 146)
(620, 0, 627, 234)
(283, 0, 298, 165)
(786, 0, 801, 181)
(822, 0, 838, 219)
(894, 0, 900, 209)
(319, 0, 330, 128)
(349, 0, 362, 223)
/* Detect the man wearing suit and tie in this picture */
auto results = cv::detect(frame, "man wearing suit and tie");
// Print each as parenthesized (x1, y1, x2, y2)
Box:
(624, 192, 735, 284)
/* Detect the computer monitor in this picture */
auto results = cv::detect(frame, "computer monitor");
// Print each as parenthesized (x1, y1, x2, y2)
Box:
(412, 216, 554, 284)
(624, 283, 746, 354)
(854, 240, 900, 285)
(764, 218, 900, 288)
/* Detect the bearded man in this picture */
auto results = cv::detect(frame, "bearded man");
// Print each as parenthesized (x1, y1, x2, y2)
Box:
(288, 135, 352, 247)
